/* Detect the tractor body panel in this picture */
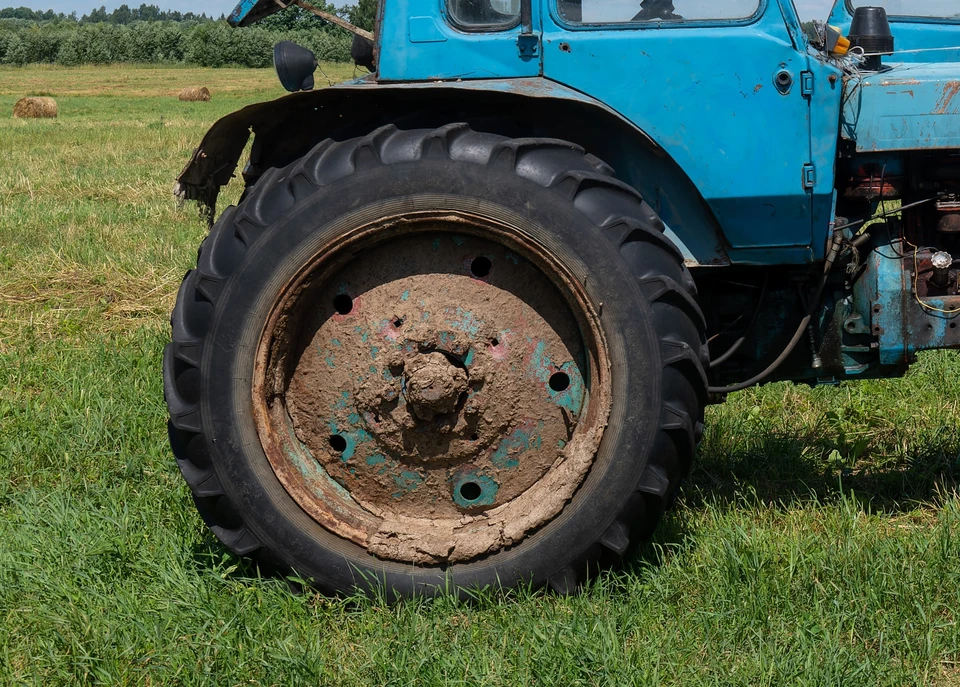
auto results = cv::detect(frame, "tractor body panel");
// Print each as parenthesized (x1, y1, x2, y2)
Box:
(539, 0, 841, 265)
(842, 62, 960, 152)
(377, 0, 541, 80)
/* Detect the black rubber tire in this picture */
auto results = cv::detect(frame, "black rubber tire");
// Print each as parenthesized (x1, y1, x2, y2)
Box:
(164, 123, 707, 597)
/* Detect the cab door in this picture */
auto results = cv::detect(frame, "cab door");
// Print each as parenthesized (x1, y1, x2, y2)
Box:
(542, 0, 821, 264)
(378, 0, 543, 81)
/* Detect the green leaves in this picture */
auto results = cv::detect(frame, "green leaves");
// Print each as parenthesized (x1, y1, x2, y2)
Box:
(0, 19, 353, 67)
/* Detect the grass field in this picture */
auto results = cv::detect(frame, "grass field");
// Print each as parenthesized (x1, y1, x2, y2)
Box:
(2, 64, 960, 685)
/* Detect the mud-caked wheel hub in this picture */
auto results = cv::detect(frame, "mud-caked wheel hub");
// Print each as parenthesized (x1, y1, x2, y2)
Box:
(253, 214, 611, 565)
(403, 352, 468, 421)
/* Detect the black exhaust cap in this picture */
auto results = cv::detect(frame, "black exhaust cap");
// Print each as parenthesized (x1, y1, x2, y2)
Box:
(849, 6, 894, 71)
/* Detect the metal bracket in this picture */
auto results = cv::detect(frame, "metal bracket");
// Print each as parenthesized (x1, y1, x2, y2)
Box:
(800, 70, 815, 98)
(517, 34, 540, 57)
(803, 163, 816, 190)
(517, 0, 538, 58)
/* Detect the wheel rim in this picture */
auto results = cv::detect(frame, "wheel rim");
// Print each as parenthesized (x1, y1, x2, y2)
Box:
(253, 211, 612, 565)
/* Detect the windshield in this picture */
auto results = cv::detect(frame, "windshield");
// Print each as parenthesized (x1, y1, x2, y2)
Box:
(848, 0, 960, 19)
(559, 0, 761, 24)
(448, 0, 521, 29)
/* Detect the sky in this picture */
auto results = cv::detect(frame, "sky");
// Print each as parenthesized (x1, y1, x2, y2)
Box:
(2, 0, 841, 21)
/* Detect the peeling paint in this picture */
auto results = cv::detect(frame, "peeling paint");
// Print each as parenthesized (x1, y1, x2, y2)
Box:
(491, 420, 544, 469)
(445, 307, 482, 336)
(452, 472, 499, 508)
(936, 81, 960, 115)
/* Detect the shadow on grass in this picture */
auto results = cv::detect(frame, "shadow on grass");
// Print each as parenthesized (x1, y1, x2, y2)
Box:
(184, 424, 960, 596)
(688, 428, 960, 514)
(615, 425, 960, 580)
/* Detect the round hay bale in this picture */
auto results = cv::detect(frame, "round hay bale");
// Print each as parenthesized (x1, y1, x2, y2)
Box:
(13, 97, 57, 119)
(178, 87, 211, 102)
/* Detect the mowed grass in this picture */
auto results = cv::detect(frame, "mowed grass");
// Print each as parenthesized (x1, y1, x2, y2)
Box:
(1, 64, 960, 685)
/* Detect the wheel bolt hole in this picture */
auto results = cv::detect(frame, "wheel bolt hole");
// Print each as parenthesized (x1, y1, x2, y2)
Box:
(393, 317, 404, 328)
(470, 256, 492, 278)
(491, 338, 499, 347)
(549, 372, 571, 392)
(333, 294, 354, 315)
(329, 435, 347, 452)
(459, 481, 482, 502)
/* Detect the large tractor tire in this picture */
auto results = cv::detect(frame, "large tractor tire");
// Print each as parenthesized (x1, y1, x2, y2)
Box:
(164, 124, 707, 597)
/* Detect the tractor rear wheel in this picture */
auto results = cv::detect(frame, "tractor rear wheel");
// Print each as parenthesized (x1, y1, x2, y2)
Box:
(164, 124, 707, 597)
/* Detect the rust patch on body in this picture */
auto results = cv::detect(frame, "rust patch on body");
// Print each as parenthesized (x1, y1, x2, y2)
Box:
(935, 81, 960, 115)
(880, 79, 921, 87)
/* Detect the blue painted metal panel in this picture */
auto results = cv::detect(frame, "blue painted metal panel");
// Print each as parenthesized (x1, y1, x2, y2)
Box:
(540, 0, 832, 262)
(228, 0, 280, 28)
(859, 245, 960, 366)
(378, 0, 542, 81)
(842, 63, 960, 152)
(866, 246, 908, 366)
(808, 60, 845, 261)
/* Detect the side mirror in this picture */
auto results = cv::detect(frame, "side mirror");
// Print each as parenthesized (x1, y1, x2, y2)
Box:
(274, 41, 318, 92)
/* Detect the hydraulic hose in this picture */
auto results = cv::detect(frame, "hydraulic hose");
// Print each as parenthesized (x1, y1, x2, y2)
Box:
(708, 274, 770, 369)
(707, 232, 843, 395)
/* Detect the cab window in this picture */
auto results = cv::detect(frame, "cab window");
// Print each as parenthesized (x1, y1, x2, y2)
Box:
(848, 0, 960, 19)
(557, 0, 761, 24)
(447, 0, 521, 30)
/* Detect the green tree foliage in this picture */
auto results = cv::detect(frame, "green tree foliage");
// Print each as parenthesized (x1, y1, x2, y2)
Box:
(258, 3, 346, 33)
(0, 7, 61, 20)
(0, 5, 355, 66)
(125, 21, 186, 62)
(2, 25, 63, 65)
(79, 4, 213, 23)
(56, 23, 130, 64)
(346, 0, 378, 32)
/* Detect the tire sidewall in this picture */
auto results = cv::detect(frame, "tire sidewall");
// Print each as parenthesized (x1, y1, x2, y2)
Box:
(203, 159, 663, 595)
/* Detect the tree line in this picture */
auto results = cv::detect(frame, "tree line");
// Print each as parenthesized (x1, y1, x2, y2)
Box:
(0, 5, 215, 23)
(0, 1, 377, 67)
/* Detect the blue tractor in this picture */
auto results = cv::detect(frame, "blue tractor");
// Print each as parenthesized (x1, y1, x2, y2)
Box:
(166, 0, 960, 596)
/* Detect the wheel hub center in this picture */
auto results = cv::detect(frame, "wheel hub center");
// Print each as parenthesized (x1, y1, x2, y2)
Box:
(403, 352, 469, 421)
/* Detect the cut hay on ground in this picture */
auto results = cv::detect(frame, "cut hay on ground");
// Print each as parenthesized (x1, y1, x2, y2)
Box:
(13, 97, 57, 119)
(178, 86, 211, 102)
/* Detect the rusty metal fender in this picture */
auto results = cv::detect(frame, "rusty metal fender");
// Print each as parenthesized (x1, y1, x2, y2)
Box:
(175, 76, 730, 266)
